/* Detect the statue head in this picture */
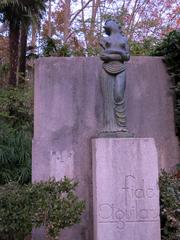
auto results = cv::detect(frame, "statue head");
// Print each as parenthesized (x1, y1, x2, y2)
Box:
(104, 19, 122, 35)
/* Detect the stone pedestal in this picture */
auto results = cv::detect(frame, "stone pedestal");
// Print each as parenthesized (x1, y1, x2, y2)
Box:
(92, 138, 161, 240)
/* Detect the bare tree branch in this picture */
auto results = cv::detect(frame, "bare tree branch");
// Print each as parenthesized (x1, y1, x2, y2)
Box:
(70, 0, 92, 25)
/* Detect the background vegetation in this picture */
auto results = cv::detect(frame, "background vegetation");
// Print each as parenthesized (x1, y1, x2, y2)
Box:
(152, 30, 180, 140)
(159, 170, 180, 240)
(0, 87, 33, 185)
(0, 0, 179, 86)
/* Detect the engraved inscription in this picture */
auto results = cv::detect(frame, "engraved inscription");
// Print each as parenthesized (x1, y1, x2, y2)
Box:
(98, 175, 159, 231)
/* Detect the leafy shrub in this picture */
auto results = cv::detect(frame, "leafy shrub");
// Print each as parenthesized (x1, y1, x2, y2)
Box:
(41, 36, 72, 57)
(0, 183, 33, 240)
(0, 63, 9, 87)
(159, 170, 180, 240)
(153, 30, 180, 139)
(42, 36, 58, 57)
(0, 125, 31, 184)
(0, 87, 33, 184)
(0, 178, 85, 240)
(130, 37, 158, 56)
(0, 86, 33, 131)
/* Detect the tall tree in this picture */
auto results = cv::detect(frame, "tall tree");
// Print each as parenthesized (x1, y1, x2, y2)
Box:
(88, 0, 101, 46)
(63, 0, 71, 41)
(0, 0, 46, 86)
(0, 1, 22, 86)
(18, 22, 29, 84)
(18, 0, 46, 84)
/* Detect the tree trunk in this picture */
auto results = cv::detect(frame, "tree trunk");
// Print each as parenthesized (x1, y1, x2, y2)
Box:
(48, 0, 52, 37)
(31, 24, 36, 52)
(63, 0, 71, 42)
(81, 0, 88, 48)
(9, 19, 20, 86)
(88, 0, 100, 47)
(18, 23, 28, 84)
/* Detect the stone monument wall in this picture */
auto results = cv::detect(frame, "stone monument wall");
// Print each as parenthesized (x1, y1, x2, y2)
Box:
(32, 56, 179, 240)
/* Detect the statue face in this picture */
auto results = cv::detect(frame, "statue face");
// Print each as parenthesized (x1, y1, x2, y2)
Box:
(104, 20, 120, 35)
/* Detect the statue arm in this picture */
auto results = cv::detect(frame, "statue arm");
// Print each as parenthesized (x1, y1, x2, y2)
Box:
(101, 39, 130, 62)
(103, 49, 125, 55)
(100, 52, 122, 61)
(123, 40, 130, 61)
(99, 38, 106, 49)
(105, 40, 130, 61)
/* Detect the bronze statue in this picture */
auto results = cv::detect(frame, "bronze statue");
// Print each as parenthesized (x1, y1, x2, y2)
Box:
(99, 19, 132, 137)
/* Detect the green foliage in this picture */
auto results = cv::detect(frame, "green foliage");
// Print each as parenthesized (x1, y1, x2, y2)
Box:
(42, 36, 57, 57)
(42, 36, 72, 57)
(152, 30, 180, 58)
(0, 63, 9, 76)
(0, 63, 9, 87)
(0, 0, 46, 23)
(153, 30, 180, 139)
(41, 36, 100, 57)
(159, 170, 180, 240)
(130, 37, 158, 56)
(86, 46, 100, 56)
(0, 178, 85, 240)
(0, 86, 33, 131)
(0, 87, 33, 184)
(0, 183, 33, 240)
(0, 125, 31, 184)
(41, 35, 162, 57)
(56, 44, 72, 57)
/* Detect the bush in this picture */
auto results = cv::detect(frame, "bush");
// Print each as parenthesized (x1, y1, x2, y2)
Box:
(0, 86, 33, 184)
(159, 170, 180, 240)
(0, 178, 85, 240)
(130, 37, 158, 56)
(0, 63, 9, 87)
(0, 86, 33, 131)
(0, 125, 31, 184)
(41, 36, 72, 57)
(153, 30, 180, 139)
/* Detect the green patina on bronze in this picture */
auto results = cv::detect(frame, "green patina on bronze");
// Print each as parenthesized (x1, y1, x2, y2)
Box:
(99, 19, 133, 137)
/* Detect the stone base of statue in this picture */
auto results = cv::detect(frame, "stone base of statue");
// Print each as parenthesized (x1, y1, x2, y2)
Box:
(92, 138, 161, 240)
(98, 129, 134, 138)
